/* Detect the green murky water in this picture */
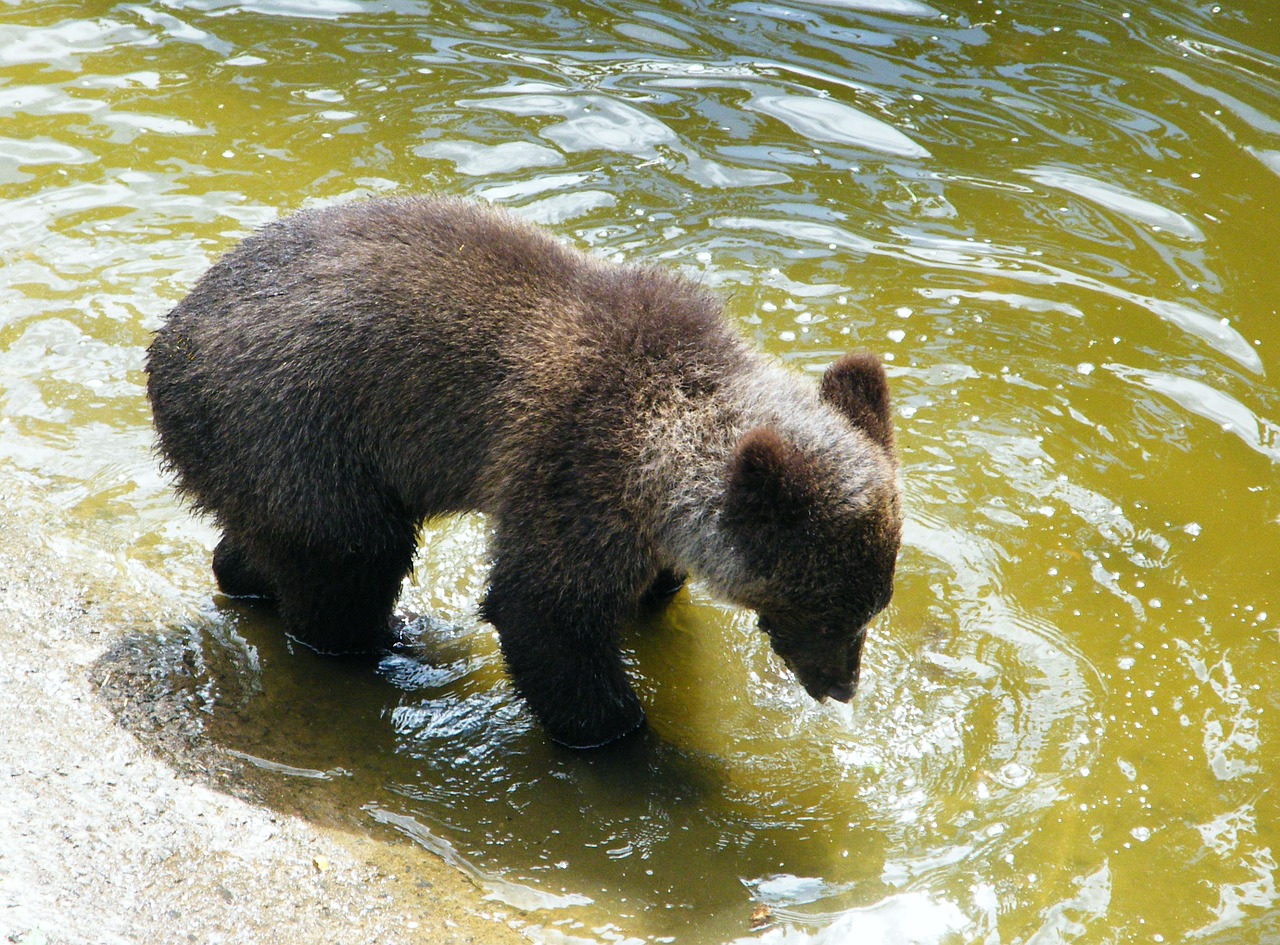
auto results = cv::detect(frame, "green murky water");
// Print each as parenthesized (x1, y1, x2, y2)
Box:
(4, 0, 1279, 941)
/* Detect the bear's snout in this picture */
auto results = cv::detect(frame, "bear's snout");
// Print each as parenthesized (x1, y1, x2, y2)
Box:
(776, 628, 865, 704)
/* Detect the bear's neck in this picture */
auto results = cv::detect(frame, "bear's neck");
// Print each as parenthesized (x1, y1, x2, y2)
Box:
(639, 358, 826, 605)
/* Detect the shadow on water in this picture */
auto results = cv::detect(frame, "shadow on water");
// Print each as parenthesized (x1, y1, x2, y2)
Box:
(96, 589, 900, 943)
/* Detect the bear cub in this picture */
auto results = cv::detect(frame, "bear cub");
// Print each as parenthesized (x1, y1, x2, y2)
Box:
(146, 196, 902, 748)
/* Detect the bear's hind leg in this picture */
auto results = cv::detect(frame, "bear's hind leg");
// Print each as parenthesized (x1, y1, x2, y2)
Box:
(213, 534, 277, 601)
(271, 539, 416, 655)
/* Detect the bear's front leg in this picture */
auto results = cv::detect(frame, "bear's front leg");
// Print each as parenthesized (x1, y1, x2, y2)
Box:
(482, 522, 649, 748)
(488, 598, 645, 748)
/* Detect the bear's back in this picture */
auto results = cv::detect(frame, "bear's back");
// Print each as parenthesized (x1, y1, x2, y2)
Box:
(148, 197, 746, 537)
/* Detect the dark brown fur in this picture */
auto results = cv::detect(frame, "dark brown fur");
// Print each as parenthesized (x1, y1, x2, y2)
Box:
(146, 196, 902, 748)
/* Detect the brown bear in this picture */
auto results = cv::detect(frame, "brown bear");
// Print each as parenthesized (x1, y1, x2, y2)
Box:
(146, 196, 902, 748)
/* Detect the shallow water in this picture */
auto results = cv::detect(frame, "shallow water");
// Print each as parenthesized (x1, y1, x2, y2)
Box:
(3, 0, 1279, 942)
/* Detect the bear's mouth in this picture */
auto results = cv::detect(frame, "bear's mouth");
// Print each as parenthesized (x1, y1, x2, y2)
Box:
(781, 655, 858, 704)
(825, 680, 855, 703)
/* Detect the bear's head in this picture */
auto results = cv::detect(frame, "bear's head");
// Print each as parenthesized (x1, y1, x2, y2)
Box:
(722, 352, 901, 704)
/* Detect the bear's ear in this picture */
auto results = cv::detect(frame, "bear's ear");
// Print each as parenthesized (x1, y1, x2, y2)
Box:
(724, 427, 814, 526)
(821, 352, 894, 451)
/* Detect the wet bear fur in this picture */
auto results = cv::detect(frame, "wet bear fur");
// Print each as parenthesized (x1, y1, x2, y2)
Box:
(146, 196, 902, 748)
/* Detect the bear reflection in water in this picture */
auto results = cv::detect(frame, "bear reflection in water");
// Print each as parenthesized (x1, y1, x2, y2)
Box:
(146, 197, 901, 748)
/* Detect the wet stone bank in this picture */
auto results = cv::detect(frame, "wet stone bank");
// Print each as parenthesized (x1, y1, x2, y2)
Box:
(0, 506, 526, 945)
